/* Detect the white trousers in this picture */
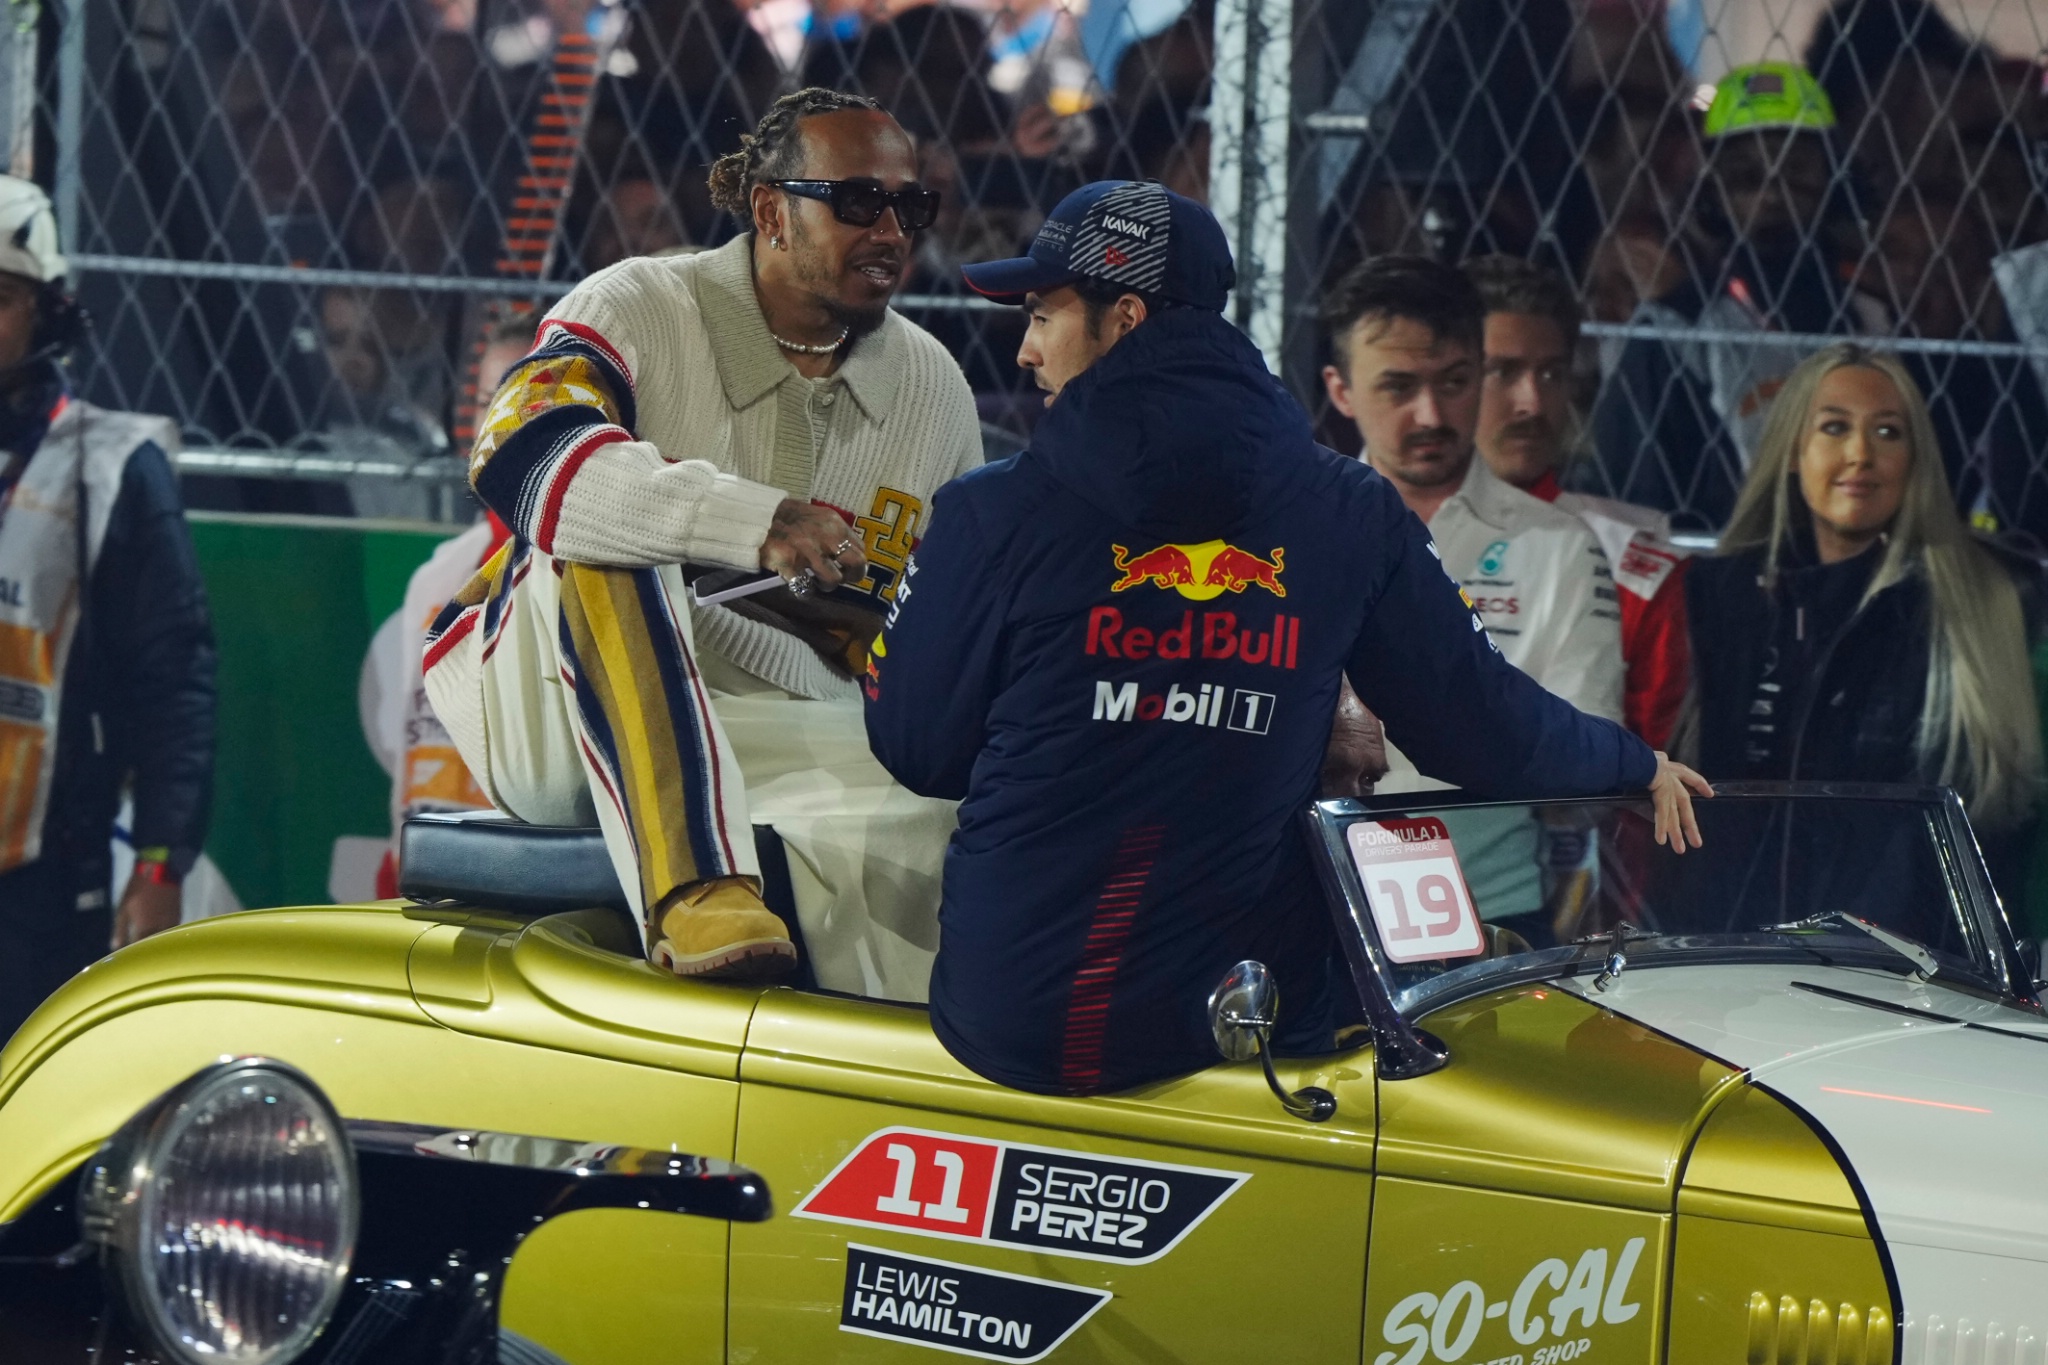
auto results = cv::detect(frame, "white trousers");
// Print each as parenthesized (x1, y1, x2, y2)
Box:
(424, 543, 949, 999)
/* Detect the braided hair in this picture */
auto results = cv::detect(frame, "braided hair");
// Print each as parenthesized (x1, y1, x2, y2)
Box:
(707, 88, 885, 218)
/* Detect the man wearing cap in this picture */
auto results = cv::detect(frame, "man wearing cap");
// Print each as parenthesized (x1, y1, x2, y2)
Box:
(864, 180, 1710, 1096)
(0, 175, 216, 1041)
(1590, 61, 1864, 529)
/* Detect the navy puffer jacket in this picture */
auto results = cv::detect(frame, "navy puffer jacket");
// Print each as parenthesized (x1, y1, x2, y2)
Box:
(866, 309, 1652, 1095)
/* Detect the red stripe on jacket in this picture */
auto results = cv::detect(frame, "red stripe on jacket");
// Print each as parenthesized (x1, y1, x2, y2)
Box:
(535, 427, 630, 555)
(539, 319, 635, 391)
(1059, 826, 1167, 1092)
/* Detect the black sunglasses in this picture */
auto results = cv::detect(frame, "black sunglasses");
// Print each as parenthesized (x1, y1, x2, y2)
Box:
(772, 179, 941, 232)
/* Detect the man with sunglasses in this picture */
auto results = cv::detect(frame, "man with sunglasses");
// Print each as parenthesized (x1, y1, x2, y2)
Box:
(426, 89, 979, 990)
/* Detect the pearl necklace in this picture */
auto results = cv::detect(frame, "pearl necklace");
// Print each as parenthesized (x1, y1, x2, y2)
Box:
(770, 326, 849, 355)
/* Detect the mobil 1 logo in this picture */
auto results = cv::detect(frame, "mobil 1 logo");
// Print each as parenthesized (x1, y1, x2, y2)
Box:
(841, 1244, 1110, 1363)
(794, 1127, 1249, 1265)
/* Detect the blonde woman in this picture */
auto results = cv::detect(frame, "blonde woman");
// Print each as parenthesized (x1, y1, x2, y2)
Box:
(1685, 343, 2043, 871)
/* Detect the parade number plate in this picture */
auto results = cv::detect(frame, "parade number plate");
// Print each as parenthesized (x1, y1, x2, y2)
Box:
(796, 1128, 1248, 1265)
(840, 1243, 1110, 1362)
(1348, 816, 1486, 963)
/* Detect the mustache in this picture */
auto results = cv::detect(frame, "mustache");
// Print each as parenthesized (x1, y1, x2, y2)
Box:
(1402, 427, 1460, 452)
(1499, 415, 1554, 443)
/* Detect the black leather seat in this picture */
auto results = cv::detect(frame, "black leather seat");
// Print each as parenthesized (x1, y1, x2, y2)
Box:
(400, 812, 629, 914)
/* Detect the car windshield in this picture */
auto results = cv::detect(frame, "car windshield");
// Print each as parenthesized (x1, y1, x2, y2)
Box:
(1314, 785, 2015, 1018)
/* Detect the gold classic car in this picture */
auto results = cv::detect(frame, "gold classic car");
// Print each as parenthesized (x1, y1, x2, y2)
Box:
(2, 783, 2044, 1364)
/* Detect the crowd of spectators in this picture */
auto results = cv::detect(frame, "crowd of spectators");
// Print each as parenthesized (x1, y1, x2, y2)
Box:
(1309, 0, 2048, 546)
(134, 0, 2047, 536)
(168, 0, 1216, 488)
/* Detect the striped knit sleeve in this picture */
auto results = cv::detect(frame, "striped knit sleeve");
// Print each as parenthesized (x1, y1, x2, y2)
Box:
(468, 304, 782, 570)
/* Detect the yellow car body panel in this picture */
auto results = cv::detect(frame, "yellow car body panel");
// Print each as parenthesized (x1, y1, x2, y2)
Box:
(738, 987, 1379, 1166)
(408, 907, 759, 1078)
(0, 905, 438, 1221)
(1356, 988, 1735, 1365)
(1668, 1085, 1894, 1364)
(0, 902, 750, 1365)
(0, 905, 433, 1090)
(501, 1209, 731, 1365)
(1667, 1219, 1895, 1365)
(1381, 987, 1743, 1210)
(1363, 1181, 1667, 1365)
(0, 896, 1910, 1365)
(728, 989, 1377, 1362)
(1353, 982, 1896, 1362)
(1675, 1082, 1870, 1237)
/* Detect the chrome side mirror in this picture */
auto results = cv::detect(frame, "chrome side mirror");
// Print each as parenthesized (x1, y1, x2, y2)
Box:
(1207, 961, 1336, 1123)
(1208, 959, 1274, 1062)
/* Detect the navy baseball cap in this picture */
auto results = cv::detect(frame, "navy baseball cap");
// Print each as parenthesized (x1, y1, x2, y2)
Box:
(961, 180, 1236, 311)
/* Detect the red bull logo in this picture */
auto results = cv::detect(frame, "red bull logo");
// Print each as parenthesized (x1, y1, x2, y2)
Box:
(1109, 544, 1197, 591)
(1086, 607, 1299, 669)
(1110, 541, 1286, 599)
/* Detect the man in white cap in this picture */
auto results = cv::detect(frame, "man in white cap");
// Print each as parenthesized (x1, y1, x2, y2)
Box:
(0, 175, 216, 1041)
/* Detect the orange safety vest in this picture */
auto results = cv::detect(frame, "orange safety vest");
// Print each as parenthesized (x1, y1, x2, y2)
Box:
(0, 401, 176, 873)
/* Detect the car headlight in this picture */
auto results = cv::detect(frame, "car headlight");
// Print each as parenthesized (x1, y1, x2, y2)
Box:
(80, 1058, 359, 1365)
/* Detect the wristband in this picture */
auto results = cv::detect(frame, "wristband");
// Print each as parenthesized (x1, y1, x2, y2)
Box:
(133, 850, 181, 887)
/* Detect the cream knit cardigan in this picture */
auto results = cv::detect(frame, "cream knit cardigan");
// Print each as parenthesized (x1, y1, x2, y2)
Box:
(533, 234, 982, 699)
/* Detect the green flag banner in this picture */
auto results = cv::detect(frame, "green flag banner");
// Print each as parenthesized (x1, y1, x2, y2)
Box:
(190, 514, 456, 911)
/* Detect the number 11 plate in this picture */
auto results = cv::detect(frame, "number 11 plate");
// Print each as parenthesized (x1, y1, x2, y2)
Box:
(1346, 817, 1487, 964)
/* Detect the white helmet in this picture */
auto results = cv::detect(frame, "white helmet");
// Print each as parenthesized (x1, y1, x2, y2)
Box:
(0, 177, 66, 285)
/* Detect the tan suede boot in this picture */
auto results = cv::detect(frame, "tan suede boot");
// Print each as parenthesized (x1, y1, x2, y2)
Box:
(649, 877, 797, 980)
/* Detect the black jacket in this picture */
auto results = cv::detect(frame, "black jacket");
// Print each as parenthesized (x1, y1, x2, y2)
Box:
(4, 377, 216, 903)
(1687, 535, 2042, 789)
(866, 309, 1654, 1095)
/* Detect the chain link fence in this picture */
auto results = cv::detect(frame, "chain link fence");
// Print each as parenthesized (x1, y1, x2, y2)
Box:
(1264, 0, 2048, 537)
(16, 0, 2048, 533)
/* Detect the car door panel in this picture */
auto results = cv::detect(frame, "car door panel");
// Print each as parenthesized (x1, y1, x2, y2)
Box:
(730, 989, 1376, 1362)
(400, 910, 767, 1365)
(502, 1207, 732, 1365)
(1363, 1180, 1667, 1365)
(1357, 985, 1744, 1365)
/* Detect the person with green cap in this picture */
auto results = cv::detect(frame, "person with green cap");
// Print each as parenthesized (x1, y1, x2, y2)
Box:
(1586, 61, 1867, 531)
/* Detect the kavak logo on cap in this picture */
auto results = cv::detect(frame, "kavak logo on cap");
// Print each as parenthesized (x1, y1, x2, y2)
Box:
(960, 179, 1236, 311)
(1067, 182, 1172, 296)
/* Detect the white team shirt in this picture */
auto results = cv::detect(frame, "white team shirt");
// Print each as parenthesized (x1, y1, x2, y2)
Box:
(1378, 457, 1626, 795)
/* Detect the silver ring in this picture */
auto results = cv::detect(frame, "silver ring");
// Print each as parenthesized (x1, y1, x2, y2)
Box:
(787, 570, 816, 598)
(830, 538, 857, 560)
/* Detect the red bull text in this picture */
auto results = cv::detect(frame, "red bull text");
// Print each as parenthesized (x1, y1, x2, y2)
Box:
(1085, 607, 1299, 669)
